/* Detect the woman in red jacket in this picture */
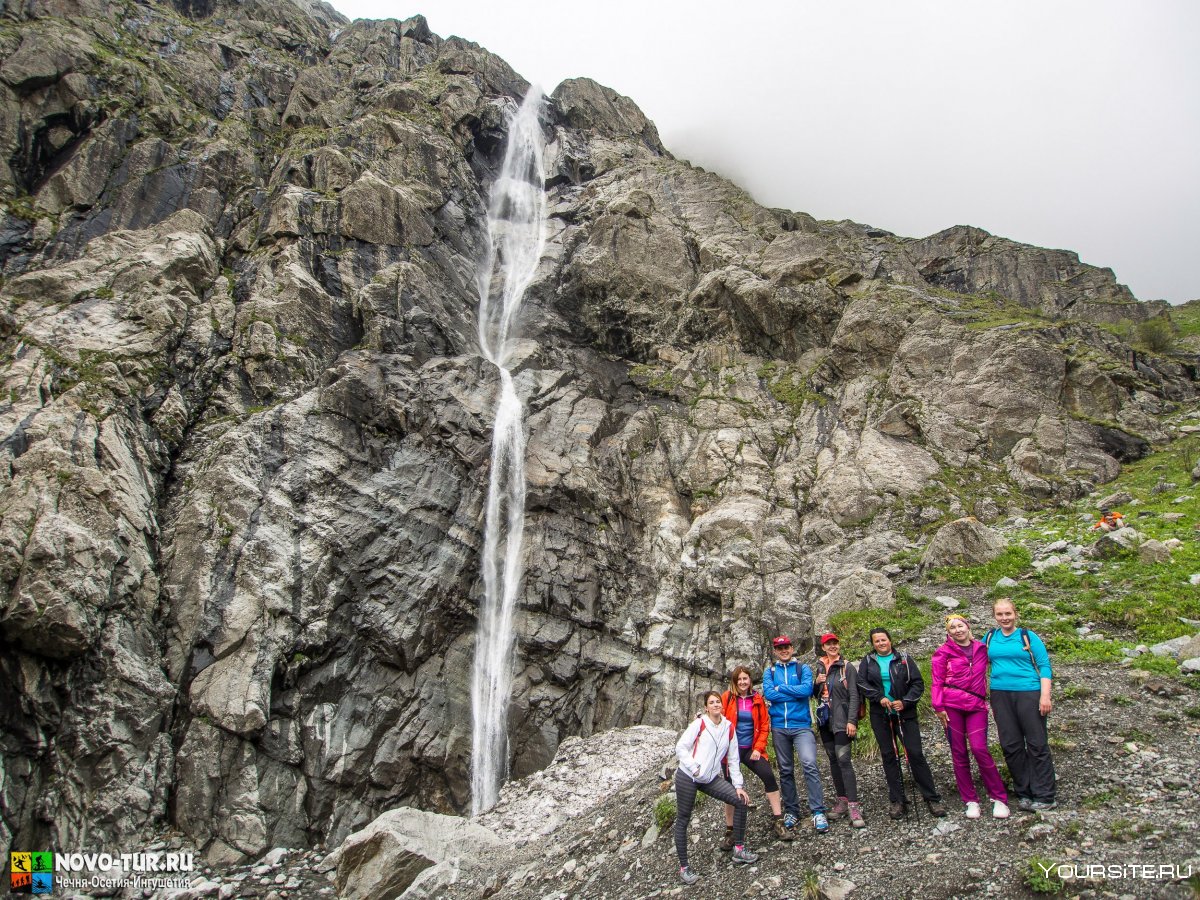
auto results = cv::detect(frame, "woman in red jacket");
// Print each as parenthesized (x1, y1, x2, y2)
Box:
(721, 666, 793, 844)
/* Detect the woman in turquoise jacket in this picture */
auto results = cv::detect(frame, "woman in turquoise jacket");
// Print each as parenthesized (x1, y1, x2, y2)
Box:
(987, 598, 1057, 811)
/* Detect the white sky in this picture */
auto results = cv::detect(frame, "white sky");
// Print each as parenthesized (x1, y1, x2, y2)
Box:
(328, 1, 1200, 304)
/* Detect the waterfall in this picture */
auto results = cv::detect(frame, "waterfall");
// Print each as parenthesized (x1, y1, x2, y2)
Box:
(470, 86, 546, 816)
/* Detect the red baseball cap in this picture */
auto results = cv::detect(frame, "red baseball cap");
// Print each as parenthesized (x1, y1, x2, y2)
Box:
(772, 635, 792, 647)
(819, 633, 839, 645)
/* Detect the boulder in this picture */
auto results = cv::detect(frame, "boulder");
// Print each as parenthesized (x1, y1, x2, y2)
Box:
(1148, 635, 1193, 658)
(1088, 528, 1142, 559)
(1098, 490, 1134, 509)
(327, 808, 504, 900)
(921, 518, 1007, 570)
(811, 570, 896, 634)
(1175, 634, 1200, 662)
(1138, 539, 1171, 564)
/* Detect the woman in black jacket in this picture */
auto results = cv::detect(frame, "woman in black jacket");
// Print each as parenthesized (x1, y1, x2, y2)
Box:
(857, 628, 947, 819)
(814, 633, 866, 827)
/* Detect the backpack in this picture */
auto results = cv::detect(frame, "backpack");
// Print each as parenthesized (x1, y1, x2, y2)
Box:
(815, 658, 847, 727)
(985, 627, 1038, 671)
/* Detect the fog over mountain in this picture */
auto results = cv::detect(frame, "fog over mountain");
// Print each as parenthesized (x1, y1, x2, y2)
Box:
(333, 0, 1200, 305)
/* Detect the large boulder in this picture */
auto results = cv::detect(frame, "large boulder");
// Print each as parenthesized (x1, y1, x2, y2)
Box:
(1088, 528, 1143, 559)
(921, 518, 1007, 571)
(1138, 539, 1172, 564)
(326, 808, 504, 900)
(811, 569, 896, 636)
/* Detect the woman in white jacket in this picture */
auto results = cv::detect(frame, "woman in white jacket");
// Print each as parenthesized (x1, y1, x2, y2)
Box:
(673, 691, 760, 884)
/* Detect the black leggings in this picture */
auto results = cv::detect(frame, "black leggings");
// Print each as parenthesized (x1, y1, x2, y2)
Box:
(818, 725, 858, 801)
(674, 769, 746, 867)
(726, 749, 779, 793)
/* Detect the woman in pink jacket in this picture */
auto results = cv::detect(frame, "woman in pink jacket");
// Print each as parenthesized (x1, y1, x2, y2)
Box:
(931, 614, 1010, 819)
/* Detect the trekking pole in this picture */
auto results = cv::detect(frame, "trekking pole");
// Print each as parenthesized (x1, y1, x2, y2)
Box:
(890, 711, 921, 821)
(886, 713, 910, 820)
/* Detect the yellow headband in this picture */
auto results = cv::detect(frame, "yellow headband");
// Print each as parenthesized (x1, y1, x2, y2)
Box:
(944, 613, 968, 627)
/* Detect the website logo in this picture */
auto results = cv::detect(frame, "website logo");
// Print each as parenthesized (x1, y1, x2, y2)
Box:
(10, 851, 54, 894)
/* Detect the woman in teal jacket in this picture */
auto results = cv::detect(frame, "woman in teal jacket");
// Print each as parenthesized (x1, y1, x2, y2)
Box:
(987, 598, 1057, 811)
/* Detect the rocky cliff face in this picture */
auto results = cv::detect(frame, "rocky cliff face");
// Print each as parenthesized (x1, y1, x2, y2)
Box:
(1, 0, 1193, 863)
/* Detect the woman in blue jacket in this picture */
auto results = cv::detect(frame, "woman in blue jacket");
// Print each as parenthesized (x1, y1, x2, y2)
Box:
(857, 628, 947, 819)
(988, 598, 1057, 811)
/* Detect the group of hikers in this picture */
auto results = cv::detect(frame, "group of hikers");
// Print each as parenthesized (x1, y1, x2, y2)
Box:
(671, 597, 1058, 884)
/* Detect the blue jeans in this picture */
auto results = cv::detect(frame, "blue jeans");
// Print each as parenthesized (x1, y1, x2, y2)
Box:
(772, 727, 825, 817)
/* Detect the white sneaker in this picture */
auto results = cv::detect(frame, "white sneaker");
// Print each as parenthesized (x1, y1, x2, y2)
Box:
(965, 802, 980, 819)
(992, 800, 1010, 819)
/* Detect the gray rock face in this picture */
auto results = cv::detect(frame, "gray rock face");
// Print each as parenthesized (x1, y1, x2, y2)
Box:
(0, 0, 1193, 865)
(921, 518, 1008, 570)
(905, 225, 1167, 324)
(811, 569, 895, 635)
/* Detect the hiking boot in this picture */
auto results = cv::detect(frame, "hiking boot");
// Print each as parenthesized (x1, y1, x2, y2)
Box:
(812, 812, 830, 833)
(1014, 796, 1035, 811)
(889, 801, 907, 819)
(731, 846, 759, 865)
(828, 796, 849, 819)
(848, 802, 866, 829)
(772, 817, 795, 842)
(926, 798, 947, 817)
(679, 866, 699, 885)
(1030, 799, 1058, 811)
(992, 800, 1011, 819)
(783, 813, 799, 830)
(965, 801, 981, 819)
(718, 826, 735, 851)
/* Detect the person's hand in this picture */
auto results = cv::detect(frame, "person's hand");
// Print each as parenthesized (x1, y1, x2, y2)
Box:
(1040, 695, 1053, 716)
(880, 698, 892, 712)
(892, 700, 904, 713)
(815, 672, 826, 684)
(845, 723, 857, 738)
(736, 788, 750, 805)
(749, 750, 762, 761)
(936, 710, 948, 726)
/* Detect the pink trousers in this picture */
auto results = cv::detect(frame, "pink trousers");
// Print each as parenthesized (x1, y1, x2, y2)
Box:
(945, 707, 1008, 803)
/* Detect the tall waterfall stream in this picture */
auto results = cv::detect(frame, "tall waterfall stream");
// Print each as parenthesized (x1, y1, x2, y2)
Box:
(470, 87, 546, 815)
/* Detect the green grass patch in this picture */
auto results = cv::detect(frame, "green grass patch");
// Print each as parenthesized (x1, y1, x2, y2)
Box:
(1024, 855, 1064, 894)
(1108, 817, 1152, 843)
(1170, 299, 1200, 340)
(1081, 786, 1128, 810)
(756, 360, 827, 413)
(1131, 654, 1180, 676)
(828, 587, 938, 658)
(1057, 683, 1095, 700)
(929, 546, 1032, 586)
(653, 795, 676, 831)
